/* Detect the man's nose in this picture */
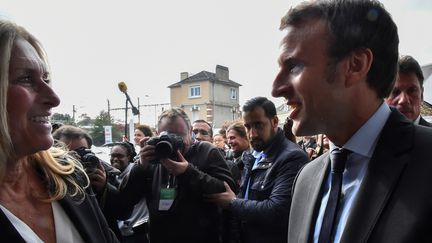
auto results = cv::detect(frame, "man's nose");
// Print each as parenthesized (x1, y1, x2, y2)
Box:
(272, 70, 291, 98)
(397, 92, 410, 105)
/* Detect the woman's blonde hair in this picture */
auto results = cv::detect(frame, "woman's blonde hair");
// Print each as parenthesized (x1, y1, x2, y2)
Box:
(32, 148, 89, 202)
(0, 20, 89, 201)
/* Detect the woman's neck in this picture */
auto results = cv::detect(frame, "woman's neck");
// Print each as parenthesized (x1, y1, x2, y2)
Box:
(0, 157, 46, 202)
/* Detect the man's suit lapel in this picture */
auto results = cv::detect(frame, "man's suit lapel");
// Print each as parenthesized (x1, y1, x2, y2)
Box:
(289, 153, 330, 242)
(340, 109, 414, 242)
(419, 116, 432, 127)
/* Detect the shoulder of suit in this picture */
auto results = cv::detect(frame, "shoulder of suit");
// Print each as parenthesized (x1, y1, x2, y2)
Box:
(300, 151, 329, 173)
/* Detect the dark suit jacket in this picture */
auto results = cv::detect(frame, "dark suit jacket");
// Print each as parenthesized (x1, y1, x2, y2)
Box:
(288, 109, 432, 243)
(419, 116, 431, 127)
(0, 193, 119, 242)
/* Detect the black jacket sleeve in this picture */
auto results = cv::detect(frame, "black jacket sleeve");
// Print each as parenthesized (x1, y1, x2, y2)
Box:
(179, 142, 237, 194)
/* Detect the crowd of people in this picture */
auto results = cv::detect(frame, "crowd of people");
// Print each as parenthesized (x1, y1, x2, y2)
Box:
(1, 0, 432, 242)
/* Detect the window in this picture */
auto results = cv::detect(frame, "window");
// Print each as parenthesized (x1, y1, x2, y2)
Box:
(190, 85, 201, 98)
(230, 88, 237, 99)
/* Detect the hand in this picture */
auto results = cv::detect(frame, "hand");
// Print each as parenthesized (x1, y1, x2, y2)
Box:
(306, 147, 315, 158)
(204, 182, 236, 209)
(88, 162, 107, 193)
(122, 135, 129, 142)
(139, 136, 150, 148)
(160, 150, 189, 176)
(138, 136, 155, 170)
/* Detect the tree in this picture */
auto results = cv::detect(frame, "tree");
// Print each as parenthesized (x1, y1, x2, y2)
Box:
(90, 111, 122, 146)
(77, 113, 92, 127)
(51, 113, 74, 125)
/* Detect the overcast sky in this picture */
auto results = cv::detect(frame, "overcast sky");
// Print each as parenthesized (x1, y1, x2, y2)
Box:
(2, 0, 432, 126)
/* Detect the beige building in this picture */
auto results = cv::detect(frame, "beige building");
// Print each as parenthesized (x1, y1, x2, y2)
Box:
(276, 103, 290, 127)
(168, 65, 241, 128)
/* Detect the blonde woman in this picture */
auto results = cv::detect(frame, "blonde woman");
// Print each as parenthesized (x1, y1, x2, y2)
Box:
(0, 20, 118, 242)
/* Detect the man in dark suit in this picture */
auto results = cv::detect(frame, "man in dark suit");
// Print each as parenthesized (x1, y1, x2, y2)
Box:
(386, 55, 432, 127)
(206, 97, 308, 243)
(271, 0, 432, 242)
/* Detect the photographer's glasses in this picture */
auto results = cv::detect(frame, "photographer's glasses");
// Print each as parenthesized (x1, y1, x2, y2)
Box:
(110, 153, 127, 159)
(193, 129, 210, 136)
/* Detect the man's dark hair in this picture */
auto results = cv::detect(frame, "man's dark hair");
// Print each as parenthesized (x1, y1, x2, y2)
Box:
(52, 125, 93, 148)
(280, 0, 399, 98)
(193, 119, 213, 137)
(399, 55, 424, 88)
(242, 97, 277, 119)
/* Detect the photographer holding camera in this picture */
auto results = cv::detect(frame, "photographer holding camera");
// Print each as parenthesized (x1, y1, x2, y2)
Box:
(110, 108, 236, 243)
(52, 125, 122, 238)
(52, 125, 112, 190)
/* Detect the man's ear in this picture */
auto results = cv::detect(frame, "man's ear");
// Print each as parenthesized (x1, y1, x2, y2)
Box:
(271, 115, 279, 129)
(344, 48, 373, 87)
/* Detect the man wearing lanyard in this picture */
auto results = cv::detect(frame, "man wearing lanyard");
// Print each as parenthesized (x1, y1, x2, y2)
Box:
(207, 97, 308, 243)
(106, 108, 236, 243)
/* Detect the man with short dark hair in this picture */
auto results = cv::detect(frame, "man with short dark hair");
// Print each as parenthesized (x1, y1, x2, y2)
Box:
(272, 1, 432, 242)
(386, 55, 431, 127)
(192, 119, 213, 142)
(207, 97, 308, 243)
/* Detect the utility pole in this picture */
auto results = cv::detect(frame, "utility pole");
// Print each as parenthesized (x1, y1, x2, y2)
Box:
(137, 103, 170, 127)
(137, 97, 141, 125)
(107, 99, 111, 119)
(72, 105, 76, 123)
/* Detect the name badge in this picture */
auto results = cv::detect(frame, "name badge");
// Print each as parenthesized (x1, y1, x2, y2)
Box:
(158, 188, 176, 211)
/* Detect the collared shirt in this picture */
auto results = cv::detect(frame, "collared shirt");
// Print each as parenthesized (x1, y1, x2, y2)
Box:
(244, 150, 266, 199)
(414, 115, 421, 125)
(313, 102, 392, 243)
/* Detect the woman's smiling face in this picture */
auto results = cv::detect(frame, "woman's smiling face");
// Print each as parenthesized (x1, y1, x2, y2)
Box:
(7, 38, 60, 157)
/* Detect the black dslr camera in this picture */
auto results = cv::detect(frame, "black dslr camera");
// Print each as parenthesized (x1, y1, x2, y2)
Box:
(147, 131, 184, 164)
(74, 147, 100, 173)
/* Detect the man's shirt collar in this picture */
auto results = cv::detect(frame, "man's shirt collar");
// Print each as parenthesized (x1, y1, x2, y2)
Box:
(330, 102, 391, 158)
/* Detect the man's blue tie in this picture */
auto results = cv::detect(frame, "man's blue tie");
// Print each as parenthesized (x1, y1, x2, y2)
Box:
(318, 148, 350, 243)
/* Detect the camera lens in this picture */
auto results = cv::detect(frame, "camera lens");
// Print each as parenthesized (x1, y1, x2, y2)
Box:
(155, 141, 174, 158)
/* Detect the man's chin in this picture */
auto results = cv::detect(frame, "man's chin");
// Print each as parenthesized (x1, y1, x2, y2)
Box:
(400, 111, 415, 121)
(251, 142, 265, 152)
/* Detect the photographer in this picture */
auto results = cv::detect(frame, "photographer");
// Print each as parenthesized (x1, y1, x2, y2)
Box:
(52, 125, 122, 239)
(110, 108, 236, 243)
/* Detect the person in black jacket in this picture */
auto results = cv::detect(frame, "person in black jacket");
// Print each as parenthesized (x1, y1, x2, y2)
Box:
(107, 108, 236, 243)
(206, 97, 309, 243)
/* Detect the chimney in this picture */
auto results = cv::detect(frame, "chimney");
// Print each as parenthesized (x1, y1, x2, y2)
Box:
(215, 65, 229, 81)
(180, 72, 189, 80)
